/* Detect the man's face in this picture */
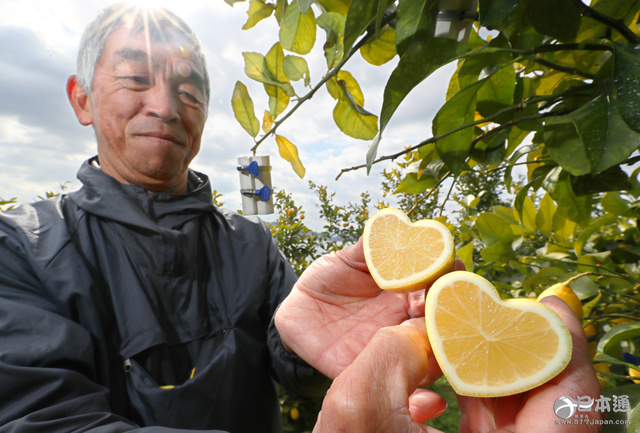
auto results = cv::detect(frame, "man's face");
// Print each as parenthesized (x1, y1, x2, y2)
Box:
(81, 25, 208, 193)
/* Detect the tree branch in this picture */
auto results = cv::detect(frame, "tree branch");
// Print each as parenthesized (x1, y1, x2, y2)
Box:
(407, 171, 451, 216)
(572, 0, 640, 44)
(250, 11, 397, 154)
(335, 91, 583, 180)
(439, 175, 457, 218)
(532, 57, 596, 79)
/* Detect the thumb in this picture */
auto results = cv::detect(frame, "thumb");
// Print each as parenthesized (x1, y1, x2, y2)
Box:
(314, 320, 444, 433)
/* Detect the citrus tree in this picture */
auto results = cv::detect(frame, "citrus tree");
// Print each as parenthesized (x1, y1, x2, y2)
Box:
(229, 0, 640, 429)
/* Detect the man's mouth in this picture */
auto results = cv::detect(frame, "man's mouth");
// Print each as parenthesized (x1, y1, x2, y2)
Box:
(137, 131, 184, 146)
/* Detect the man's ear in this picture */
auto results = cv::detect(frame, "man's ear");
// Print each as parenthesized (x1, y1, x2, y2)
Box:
(67, 75, 93, 126)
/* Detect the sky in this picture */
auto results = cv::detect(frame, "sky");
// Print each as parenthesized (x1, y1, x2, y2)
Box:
(0, 0, 454, 229)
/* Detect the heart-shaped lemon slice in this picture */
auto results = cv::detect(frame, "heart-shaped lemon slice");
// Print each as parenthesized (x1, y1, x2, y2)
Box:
(426, 271, 572, 397)
(363, 208, 455, 293)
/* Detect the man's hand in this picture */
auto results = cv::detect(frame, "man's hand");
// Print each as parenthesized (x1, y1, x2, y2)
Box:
(310, 296, 602, 433)
(313, 319, 446, 433)
(275, 238, 435, 379)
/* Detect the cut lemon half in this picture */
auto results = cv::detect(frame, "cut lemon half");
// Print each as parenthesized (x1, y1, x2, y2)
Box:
(426, 271, 572, 397)
(363, 208, 455, 293)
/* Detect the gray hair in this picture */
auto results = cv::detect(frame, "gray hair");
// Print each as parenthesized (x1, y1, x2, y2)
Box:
(76, 3, 210, 103)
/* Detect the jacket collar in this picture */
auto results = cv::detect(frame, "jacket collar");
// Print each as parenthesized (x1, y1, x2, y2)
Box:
(67, 157, 216, 229)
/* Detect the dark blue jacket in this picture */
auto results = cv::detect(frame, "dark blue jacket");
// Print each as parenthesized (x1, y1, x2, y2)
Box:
(0, 159, 329, 432)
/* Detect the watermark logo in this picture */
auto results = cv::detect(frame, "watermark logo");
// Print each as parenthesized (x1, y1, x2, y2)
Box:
(553, 396, 594, 419)
(553, 395, 631, 427)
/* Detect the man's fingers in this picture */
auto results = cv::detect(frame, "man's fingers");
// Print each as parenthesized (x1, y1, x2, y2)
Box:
(409, 389, 447, 424)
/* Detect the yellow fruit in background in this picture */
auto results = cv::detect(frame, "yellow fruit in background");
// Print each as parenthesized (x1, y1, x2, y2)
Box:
(290, 407, 299, 420)
(630, 367, 640, 384)
(363, 208, 455, 293)
(594, 362, 610, 389)
(538, 282, 583, 318)
(584, 324, 598, 358)
(426, 271, 572, 397)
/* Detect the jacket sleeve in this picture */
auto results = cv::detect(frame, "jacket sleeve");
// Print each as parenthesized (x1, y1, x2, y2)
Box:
(0, 214, 226, 433)
(261, 226, 332, 400)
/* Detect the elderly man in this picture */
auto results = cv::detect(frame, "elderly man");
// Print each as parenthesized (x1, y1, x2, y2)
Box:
(0, 4, 429, 432)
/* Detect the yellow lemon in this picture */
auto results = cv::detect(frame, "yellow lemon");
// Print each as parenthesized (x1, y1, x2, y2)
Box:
(538, 282, 583, 318)
(426, 271, 572, 397)
(290, 407, 299, 420)
(363, 208, 455, 292)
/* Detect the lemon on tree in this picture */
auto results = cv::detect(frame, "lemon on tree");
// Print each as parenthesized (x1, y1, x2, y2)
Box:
(537, 274, 587, 318)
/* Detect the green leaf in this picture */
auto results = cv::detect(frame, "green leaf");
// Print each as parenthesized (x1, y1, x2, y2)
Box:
(470, 128, 507, 168)
(360, 25, 397, 66)
(457, 242, 475, 273)
(316, 0, 350, 15)
(366, 133, 382, 174)
(317, 12, 346, 68)
(283, 55, 310, 86)
(577, 0, 640, 42)
(344, 0, 392, 54)
(265, 42, 288, 82)
(433, 78, 485, 175)
(543, 121, 590, 176)
(298, 0, 314, 14)
(276, 134, 306, 178)
(265, 84, 290, 117)
(571, 167, 632, 196)
(481, 241, 514, 262)
(478, 0, 519, 27)
(242, 0, 276, 30)
(231, 81, 260, 137)
(394, 172, 435, 195)
(582, 290, 601, 318)
(476, 212, 514, 246)
(395, 0, 439, 56)
(574, 214, 618, 256)
(552, 212, 577, 247)
(567, 84, 640, 175)
(380, 38, 469, 134)
(279, 0, 317, 55)
(536, 193, 556, 238)
(521, 196, 536, 235)
(476, 64, 516, 118)
(522, 0, 581, 42)
(602, 192, 636, 218)
(242, 52, 296, 96)
(330, 71, 378, 139)
(326, 71, 365, 104)
(264, 43, 292, 117)
(613, 43, 640, 133)
(333, 98, 379, 140)
(543, 167, 592, 225)
(487, 1, 543, 50)
(597, 321, 640, 354)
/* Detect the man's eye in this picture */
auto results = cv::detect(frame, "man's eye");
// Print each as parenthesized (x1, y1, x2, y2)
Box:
(179, 91, 199, 103)
(123, 76, 150, 87)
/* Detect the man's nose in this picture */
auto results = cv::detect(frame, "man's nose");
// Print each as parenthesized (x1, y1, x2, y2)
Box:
(144, 81, 180, 122)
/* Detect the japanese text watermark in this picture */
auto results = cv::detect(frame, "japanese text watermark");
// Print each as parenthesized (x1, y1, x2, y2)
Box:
(554, 395, 632, 427)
